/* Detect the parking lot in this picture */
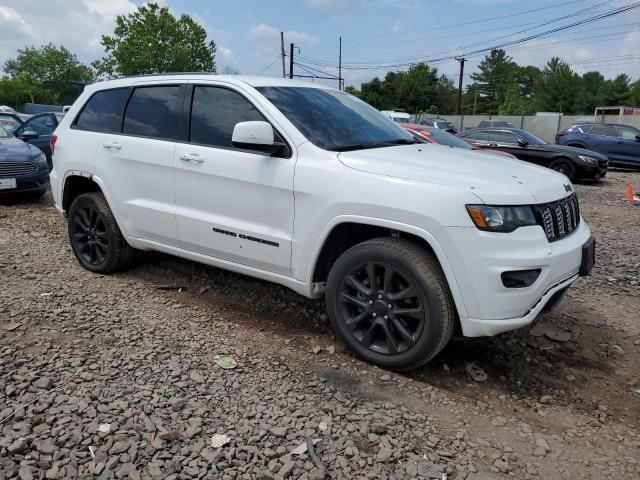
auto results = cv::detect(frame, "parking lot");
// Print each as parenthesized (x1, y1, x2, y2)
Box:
(1, 170, 639, 480)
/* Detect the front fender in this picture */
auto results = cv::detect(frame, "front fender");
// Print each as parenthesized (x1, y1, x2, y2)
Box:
(306, 215, 469, 319)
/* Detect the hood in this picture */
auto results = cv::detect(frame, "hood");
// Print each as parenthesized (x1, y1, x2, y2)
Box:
(533, 143, 608, 160)
(0, 136, 37, 160)
(338, 144, 573, 204)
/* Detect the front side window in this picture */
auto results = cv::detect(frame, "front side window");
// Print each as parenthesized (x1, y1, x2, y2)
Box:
(257, 87, 414, 151)
(75, 88, 129, 133)
(461, 131, 489, 142)
(190, 86, 265, 148)
(123, 86, 181, 140)
(615, 126, 640, 140)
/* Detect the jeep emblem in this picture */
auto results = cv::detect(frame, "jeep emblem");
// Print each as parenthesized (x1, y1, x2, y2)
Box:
(564, 184, 572, 192)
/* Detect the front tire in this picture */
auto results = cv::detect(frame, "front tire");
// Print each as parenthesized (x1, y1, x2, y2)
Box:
(326, 238, 455, 371)
(68, 192, 134, 273)
(549, 157, 577, 181)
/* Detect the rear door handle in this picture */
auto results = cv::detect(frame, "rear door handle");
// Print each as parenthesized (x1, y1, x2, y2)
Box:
(102, 141, 121, 150)
(179, 153, 204, 163)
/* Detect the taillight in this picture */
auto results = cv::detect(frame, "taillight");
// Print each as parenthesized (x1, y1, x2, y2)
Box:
(50, 135, 57, 154)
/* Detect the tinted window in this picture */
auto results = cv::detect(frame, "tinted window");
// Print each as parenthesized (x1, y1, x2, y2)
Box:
(487, 130, 519, 144)
(190, 86, 265, 148)
(75, 88, 129, 133)
(23, 115, 56, 135)
(257, 87, 414, 151)
(461, 131, 489, 142)
(123, 86, 181, 140)
(586, 124, 615, 136)
(424, 127, 472, 149)
(615, 126, 640, 140)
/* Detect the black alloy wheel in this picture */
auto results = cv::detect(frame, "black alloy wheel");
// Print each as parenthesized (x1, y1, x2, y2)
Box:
(67, 192, 134, 273)
(72, 205, 109, 267)
(338, 261, 425, 355)
(326, 238, 455, 371)
(549, 158, 577, 180)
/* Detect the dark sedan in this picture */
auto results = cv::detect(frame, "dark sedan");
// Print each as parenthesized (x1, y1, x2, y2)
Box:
(0, 126, 50, 198)
(457, 127, 608, 181)
(556, 123, 640, 169)
(420, 117, 458, 134)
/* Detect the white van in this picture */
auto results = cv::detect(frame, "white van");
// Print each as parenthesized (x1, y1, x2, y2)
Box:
(380, 110, 412, 124)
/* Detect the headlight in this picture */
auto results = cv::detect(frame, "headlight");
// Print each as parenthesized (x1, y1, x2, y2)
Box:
(35, 152, 47, 164)
(578, 155, 597, 165)
(466, 205, 537, 232)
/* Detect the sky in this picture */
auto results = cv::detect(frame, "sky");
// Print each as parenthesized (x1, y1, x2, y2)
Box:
(1, 0, 639, 89)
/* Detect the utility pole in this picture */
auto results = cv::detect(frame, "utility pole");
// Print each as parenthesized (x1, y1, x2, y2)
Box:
(456, 57, 465, 115)
(472, 88, 477, 115)
(289, 43, 294, 79)
(338, 36, 342, 90)
(280, 32, 286, 78)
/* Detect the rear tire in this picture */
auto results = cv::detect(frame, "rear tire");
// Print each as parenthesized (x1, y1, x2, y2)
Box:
(325, 238, 455, 371)
(549, 157, 577, 181)
(68, 192, 134, 273)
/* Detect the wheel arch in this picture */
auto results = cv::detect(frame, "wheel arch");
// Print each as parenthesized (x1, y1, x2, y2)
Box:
(308, 217, 468, 319)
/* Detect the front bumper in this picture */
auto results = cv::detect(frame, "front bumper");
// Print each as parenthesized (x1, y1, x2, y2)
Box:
(0, 169, 49, 194)
(441, 220, 592, 337)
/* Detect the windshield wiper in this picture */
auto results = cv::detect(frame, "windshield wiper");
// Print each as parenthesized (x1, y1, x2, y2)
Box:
(330, 138, 418, 152)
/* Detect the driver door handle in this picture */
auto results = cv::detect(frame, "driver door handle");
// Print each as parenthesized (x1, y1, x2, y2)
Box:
(102, 141, 121, 150)
(179, 153, 204, 163)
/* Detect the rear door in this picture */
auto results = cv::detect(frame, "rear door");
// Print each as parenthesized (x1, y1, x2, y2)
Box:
(89, 84, 183, 246)
(583, 124, 618, 158)
(173, 82, 295, 275)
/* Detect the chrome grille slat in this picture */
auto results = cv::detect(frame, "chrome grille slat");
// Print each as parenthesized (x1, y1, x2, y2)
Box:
(533, 193, 580, 242)
(0, 161, 38, 176)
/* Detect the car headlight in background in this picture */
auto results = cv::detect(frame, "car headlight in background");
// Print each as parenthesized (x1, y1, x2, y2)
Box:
(578, 155, 597, 165)
(466, 205, 537, 232)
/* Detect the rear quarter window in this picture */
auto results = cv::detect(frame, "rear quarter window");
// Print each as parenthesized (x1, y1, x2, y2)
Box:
(74, 88, 130, 133)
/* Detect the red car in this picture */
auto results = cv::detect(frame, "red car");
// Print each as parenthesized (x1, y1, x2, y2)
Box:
(401, 124, 517, 159)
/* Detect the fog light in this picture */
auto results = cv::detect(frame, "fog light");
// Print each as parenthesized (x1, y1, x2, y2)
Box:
(501, 269, 541, 288)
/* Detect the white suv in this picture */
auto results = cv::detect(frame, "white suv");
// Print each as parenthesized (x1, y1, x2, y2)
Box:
(50, 75, 595, 370)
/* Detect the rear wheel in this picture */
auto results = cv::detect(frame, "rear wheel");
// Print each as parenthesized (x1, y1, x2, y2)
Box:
(68, 192, 134, 273)
(326, 238, 455, 371)
(549, 157, 577, 181)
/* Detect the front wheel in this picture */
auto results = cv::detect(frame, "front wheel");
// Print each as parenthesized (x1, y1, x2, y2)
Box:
(68, 192, 134, 273)
(549, 158, 577, 181)
(325, 238, 455, 371)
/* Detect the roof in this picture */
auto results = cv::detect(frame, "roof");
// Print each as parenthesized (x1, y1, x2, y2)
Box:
(85, 74, 335, 92)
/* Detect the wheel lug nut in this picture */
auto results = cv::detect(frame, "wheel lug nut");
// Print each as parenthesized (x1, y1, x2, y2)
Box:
(378, 294, 383, 299)
(369, 300, 374, 304)
(372, 313, 377, 318)
(383, 315, 388, 320)
(388, 304, 393, 309)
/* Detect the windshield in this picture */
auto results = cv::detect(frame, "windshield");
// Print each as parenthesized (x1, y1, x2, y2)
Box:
(257, 87, 415, 151)
(393, 117, 411, 124)
(424, 127, 472, 149)
(0, 116, 20, 131)
(519, 130, 547, 145)
(0, 126, 11, 138)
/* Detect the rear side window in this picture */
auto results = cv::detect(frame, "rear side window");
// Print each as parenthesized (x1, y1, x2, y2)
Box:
(487, 130, 518, 144)
(462, 131, 489, 142)
(189, 86, 265, 148)
(586, 124, 615, 136)
(123, 86, 182, 140)
(75, 88, 129, 133)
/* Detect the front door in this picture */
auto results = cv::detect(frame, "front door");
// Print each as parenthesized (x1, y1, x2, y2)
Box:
(174, 83, 295, 275)
(17, 113, 59, 168)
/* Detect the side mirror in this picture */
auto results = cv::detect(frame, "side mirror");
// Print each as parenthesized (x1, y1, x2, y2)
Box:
(231, 121, 285, 155)
(19, 129, 39, 140)
(517, 138, 528, 147)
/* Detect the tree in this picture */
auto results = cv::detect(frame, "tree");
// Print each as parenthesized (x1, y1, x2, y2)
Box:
(470, 49, 518, 114)
(498, 86, 536, 115)
(3, 44, 93, 104)
(603, 74, 631, 105)
(536, 57, 583, 113)
(94, 2, 216, 78)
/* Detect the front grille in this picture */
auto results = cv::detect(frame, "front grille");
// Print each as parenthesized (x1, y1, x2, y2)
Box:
(533, 193, 580, 242)
(0, 161, 38, 177)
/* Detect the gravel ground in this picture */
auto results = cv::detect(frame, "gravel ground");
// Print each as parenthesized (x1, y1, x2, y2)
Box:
(1, 170, 639, 480)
